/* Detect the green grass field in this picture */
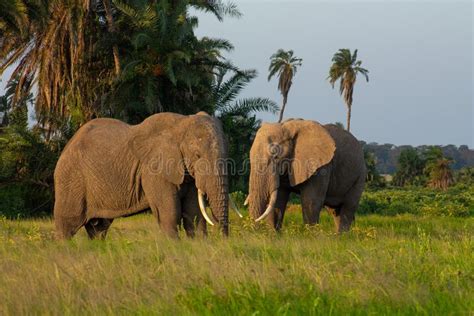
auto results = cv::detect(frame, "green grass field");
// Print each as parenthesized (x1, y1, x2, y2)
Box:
(1, 211, 473, 315)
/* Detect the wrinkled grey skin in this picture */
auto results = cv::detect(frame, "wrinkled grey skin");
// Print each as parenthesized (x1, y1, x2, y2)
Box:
(248, 119, 366, 232)
(54, 112, 229, 239)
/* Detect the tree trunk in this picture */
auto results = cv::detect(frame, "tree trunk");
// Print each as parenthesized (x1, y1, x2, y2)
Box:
(103, 0, 120, 75)
(346, 104, 351, 132)
(278, 94, 288, 123)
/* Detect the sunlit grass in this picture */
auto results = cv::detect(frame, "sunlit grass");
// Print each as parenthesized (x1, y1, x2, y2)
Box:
(0, 211, 473, 315)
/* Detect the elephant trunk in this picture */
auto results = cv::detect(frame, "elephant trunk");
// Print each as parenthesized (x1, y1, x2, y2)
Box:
(208, 177, 229, 236)
(248, 164, 279, 220)
(196, 166, 229, 235)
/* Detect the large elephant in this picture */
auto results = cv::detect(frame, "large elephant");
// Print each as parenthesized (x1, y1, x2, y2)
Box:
(247, 119, 366, 232)
(54, 112, 234, 239)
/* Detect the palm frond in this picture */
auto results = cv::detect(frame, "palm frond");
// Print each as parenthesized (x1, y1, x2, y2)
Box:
(221, 97, 279, 116)
(215, 69, 256, 108)
(191, 0, 242, 21)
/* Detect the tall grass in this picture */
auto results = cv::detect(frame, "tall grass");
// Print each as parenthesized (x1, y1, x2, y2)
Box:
(0, 212, 473, 315)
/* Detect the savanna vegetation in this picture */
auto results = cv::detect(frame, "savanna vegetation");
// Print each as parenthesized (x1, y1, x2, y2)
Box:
(0, 212, 472, 314)
(0, 0, 473, 314)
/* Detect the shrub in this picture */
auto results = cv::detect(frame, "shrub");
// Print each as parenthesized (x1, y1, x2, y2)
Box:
(0, 125, 60, 218)
(230, 191, 247, 209)
(0, 183, 52, 219)
(358, 185, 473, 217)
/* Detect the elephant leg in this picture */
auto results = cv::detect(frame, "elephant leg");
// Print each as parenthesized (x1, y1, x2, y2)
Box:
(332, 177, 365, 233)
(182, 185, 207, 238)
(182, 213, 196, 238)
(143, 181, 181, 238)
(300, 174, 330, 225)
(332, 205, 355, 233)
(85, 218, 114, 240)
(54, 191, 86, 240)
(55, 215, 85, 240)
(266, 188, 290, 231)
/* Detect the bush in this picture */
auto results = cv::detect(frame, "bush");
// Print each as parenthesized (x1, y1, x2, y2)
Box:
(358, 184, 473, 217)
(234, 184, 473, 218)
(0, 183, 52, 219)
(0, 124, 60, 218)
(230, 191, 247, 209)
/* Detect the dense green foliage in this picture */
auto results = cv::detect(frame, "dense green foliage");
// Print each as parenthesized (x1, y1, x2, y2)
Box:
(229, 184, 474, 219)
(358, 185, 473, 217)
(456, 167, 474, 185)
(0, 214, 472, 314)
(393, 148, 426, 186)
(392, 146, 457, 190)
(0, 123, 64, 218)
(364, 149, 385, 188)
(0, 79, 64, 218)
(362, 142, 473, 174)
(0, 0, 244, 125)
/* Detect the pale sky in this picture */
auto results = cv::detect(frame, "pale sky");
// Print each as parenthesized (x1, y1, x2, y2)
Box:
(1, 0, 472, 147)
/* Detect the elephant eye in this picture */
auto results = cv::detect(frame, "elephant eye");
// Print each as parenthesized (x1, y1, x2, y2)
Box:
(268, 143, 282, 158)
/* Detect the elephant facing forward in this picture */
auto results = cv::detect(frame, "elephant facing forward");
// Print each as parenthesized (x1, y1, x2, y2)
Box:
(247, 119, 366, 232)
(54, 112, 232, 239)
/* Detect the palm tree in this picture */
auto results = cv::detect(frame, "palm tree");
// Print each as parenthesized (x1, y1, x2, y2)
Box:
(109, 0, 241, 122)
(93, 0, 121, 75)
(268, 49, 302, 123)
(0, 0, 243, 130)
(0, 0, 29, 37)
(1, 0, 102, 135)
(328, 49, 369, 132)
(426, 158, 454, 190)
(423, 147, 454, 190)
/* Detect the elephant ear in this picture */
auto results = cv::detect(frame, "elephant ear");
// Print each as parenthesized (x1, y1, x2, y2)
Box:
(129, 130, 185, 185)
(283, 120, 336, 186)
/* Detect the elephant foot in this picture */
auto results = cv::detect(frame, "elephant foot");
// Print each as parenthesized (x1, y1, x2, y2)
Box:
(85, 218, 113, 240)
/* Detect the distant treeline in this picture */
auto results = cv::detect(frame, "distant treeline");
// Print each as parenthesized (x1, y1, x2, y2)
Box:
(362, 142, 474, 174)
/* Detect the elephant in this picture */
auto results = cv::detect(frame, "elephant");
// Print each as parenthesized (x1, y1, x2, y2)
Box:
(54, 111, 238, 239)
(247, 119, 366, 233)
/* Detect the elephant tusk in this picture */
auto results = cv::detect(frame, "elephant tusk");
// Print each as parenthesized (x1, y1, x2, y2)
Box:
(256, 190, 278, 222)
(198, 190, 215, 226)
(229, 195, 243, 218)
(244, 196, 249, 206)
